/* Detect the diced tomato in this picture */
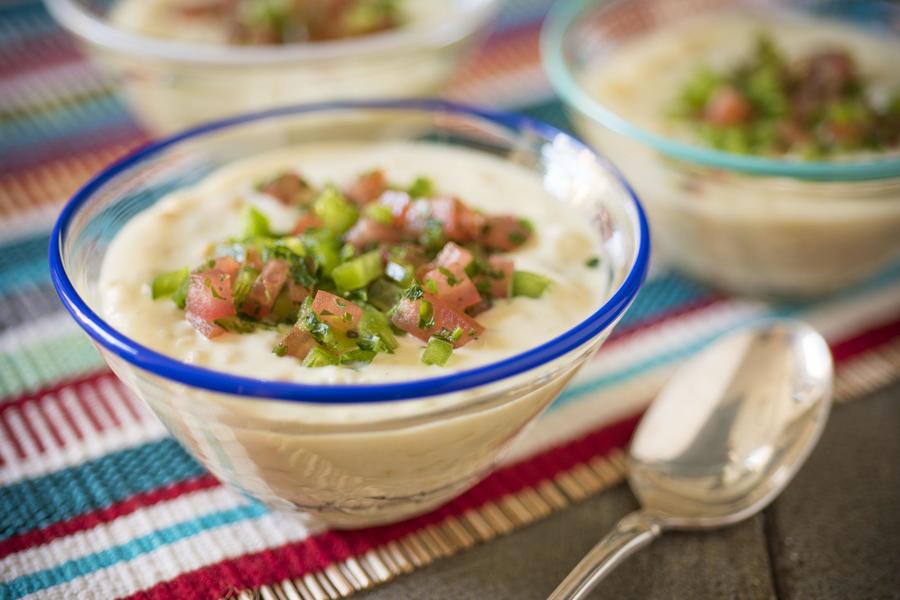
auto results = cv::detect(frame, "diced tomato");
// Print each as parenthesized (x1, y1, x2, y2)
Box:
(259, 172, 314, 205)
(311, 290, 363, 333)
(345, 217, 404, 249)
(278, 328, 318, 360)
(705, 87, 752, 126)
(346, 170, 387, 205)
(185, 267, 237, 338)
(174, 0, 227, 17)
(241, 259, 289, 319)
(381, 243, 428, 268)
(292, 212, 323, 235)
(213, 256, 241, 281)
(185, 313, 225, 338)
(402, 199, 432, 235)
(479, 215, 532, 251)
(465, 297, 493, 317)
(244, 247, 263, 271)
(285, 280, 310, 303)
(391, 295, 484, 348)
(484, 256, 514, 298)
(422, 268, 481, 311)
(377, 190, 412, 223)
(430, 197, 470, 242)
(460, 208, 487, 241)
(435, 241, 474, 273)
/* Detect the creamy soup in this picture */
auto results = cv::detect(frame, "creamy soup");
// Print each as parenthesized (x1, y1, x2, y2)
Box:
(100, 141, 608, 384)
(585, 11, 900, 155)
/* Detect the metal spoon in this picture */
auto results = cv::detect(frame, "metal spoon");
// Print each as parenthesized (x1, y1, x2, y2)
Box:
(549, 319, 833, 600)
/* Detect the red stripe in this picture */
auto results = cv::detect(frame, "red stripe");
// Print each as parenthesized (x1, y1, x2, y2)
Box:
(0, 410, 27, 459)
(94, 383, 123, 428)
(0, 474, 220, 560)
(74, 385, 105, 433)
(831, 316, 900, 362)
(55, 392, 85, 440)
(122, 416, 640, 600)
(0, 33, 84, 79)
(34, 398, 66, 449)
(0, 370, 112, 415)
(116, 382, 145, 423)
(17, 402, 47, 454)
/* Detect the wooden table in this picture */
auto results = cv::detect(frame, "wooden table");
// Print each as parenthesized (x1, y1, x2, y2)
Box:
(358, 379, 900, 599)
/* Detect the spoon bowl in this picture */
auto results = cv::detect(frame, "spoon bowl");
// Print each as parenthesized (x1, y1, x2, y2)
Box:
(549, 319, 833, 600)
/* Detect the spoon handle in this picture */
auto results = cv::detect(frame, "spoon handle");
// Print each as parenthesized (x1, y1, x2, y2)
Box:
(548, 511, 661, 600)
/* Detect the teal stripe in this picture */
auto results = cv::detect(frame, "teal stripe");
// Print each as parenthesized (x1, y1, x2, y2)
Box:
(619, 273, 711, 328)
(2, 503, 267, 598)
(0, 438, 205, 540)
(0, 233, 50, 295)
(0, 95, 135, 154)
(520, 100, 573, 134)
(0, 257, 49, 295)
(0, 3, 57, 42)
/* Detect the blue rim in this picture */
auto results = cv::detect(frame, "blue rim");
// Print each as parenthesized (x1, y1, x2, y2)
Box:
(48, 99, 650, 404)
(541, 0, 900, 181)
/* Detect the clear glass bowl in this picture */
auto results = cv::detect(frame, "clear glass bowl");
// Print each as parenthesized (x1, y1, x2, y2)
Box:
(44, 0, 499, 133)
(542, 0, 900, 298)
(49, 100, 650, 528)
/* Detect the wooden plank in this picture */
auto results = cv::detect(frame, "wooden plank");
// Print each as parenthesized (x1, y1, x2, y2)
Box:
(765, 380, 900, 600)
(356, 484, 776, 599)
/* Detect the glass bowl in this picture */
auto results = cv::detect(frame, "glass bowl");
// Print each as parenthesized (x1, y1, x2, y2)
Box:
(49, 100, 650, 528)
(44, 0, 499, 133)
(542, 0, 900, 298)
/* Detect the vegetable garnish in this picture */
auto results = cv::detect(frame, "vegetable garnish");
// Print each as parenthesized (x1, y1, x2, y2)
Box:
(172, 0, 404, 45)
(152, 169, 552, 369)
(670, 33, 900, 157)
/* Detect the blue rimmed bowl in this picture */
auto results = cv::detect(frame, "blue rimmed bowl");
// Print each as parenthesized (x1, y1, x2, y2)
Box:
(49, 100, 649, 528)
(543, 0, 900, 298)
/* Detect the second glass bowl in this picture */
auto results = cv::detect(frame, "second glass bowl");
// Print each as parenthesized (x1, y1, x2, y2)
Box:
(542, 0, 900, 298)
(45, 0, 500, 133)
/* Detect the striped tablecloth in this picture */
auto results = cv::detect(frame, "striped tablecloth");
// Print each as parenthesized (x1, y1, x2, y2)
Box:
(2, 1, 900, 598)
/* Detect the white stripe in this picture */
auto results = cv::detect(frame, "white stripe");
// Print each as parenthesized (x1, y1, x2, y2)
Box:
(1, 486, 247, 580)
(0, 312, 81, 354)
(0, 388, 167, 485)
(0, 206, 58, 245)
(22, 511, 317, 600)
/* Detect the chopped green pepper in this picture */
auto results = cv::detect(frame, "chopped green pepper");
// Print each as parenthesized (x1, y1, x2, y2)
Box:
(422, 336, 453, 366)
(232, 266, 260, 307)
(313, 186, 358, 234)
(364, 203, 394, 225)
(407, 176, 434, 198)
(151, 268, 189, 300)
(512, 271, 551, 298)
(331, 250, 384, 290)
(303, 346, 340, 368)
(241, 205, 271, 238)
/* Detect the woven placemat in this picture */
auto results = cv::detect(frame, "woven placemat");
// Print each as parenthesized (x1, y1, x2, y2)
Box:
(2, 1, 900, 598)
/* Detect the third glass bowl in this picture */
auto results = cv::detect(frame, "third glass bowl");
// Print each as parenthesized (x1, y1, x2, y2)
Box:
(542, 0, 900, 298)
